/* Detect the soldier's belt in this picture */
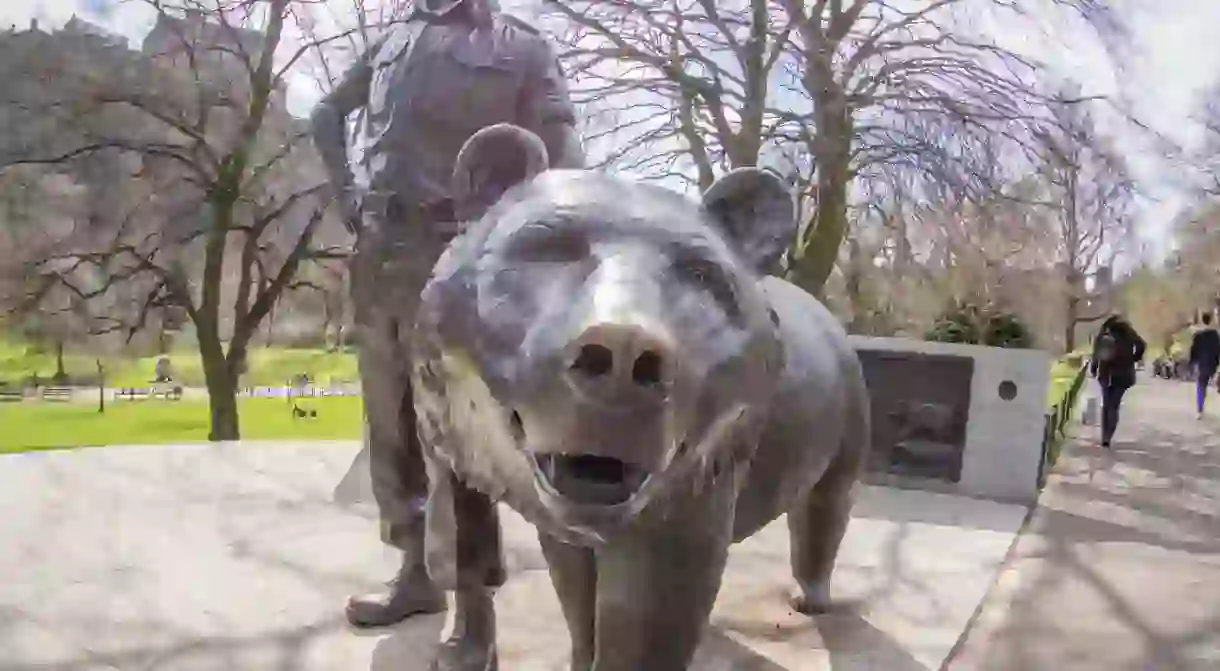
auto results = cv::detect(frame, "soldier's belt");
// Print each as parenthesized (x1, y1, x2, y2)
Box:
(389, 196, 455, 224)
(366, 193, 463, 237)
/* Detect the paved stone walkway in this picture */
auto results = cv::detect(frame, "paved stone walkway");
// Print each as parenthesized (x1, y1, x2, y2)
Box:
(950, 379, 1220, 670)
(0, 441, 1027, 670)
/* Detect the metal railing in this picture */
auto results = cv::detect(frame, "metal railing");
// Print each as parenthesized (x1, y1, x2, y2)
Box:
(1036, 363, 1089, 489)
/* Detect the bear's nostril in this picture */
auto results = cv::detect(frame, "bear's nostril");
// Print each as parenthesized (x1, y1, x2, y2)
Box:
(571, 343, 614, 378)
(632, 350, 664, 387)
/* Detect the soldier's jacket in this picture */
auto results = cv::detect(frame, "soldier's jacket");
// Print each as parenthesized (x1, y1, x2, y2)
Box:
(315, 9, 578, 211)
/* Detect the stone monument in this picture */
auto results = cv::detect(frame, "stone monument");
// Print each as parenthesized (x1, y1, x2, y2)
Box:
(852, 335, 1051, 504)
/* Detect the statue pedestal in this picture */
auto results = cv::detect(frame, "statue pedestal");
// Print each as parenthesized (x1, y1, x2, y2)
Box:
(473, 490, 1026, 670)
(0, 441, 1027, 670)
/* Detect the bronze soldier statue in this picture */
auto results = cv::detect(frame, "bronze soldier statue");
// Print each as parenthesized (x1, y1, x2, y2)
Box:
(309, 0, 583, 631)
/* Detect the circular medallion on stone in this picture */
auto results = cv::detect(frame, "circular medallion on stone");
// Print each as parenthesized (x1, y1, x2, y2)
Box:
(998, 380, 1018, 401)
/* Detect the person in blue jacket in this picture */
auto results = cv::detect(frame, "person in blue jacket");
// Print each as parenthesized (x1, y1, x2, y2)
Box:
(1189, 312, 1220, 419)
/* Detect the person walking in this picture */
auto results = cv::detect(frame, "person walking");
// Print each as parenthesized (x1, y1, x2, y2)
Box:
(309, 0, 584, 631)
(1189, 313, 1220, 419)
(1089, 315, 1147, 449)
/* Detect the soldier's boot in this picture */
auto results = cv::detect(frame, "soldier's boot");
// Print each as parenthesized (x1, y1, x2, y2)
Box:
(346, 548, 447, 628)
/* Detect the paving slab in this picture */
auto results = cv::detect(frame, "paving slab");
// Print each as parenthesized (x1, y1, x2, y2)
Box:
(0, 441, 1027, 670)
(950, 379, 1220, 670)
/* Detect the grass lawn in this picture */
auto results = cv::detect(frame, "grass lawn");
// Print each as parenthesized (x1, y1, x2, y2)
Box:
(0, 340, 360, 388)
(0, 396, 364, 453)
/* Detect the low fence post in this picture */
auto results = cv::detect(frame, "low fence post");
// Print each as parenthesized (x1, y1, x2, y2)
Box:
(1041, 363, 1090, 486)
(1037, 412, 1054, 489)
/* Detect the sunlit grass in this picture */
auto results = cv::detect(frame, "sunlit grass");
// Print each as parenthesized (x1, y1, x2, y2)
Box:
(0, 340, 1091, 453)
(0, 396, 363, 453)
(0, 339, 359, 388)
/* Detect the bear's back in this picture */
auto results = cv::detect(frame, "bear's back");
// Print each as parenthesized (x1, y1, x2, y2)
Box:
(731, 276, 866, 542)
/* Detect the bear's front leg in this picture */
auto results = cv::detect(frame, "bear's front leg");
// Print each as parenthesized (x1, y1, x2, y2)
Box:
(539, 533, 597, 671)
(591, 467, 737, 670)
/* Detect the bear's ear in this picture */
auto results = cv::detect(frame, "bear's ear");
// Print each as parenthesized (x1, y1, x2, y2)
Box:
(701, 168, 797, 273)
(452, 123, 550, 222)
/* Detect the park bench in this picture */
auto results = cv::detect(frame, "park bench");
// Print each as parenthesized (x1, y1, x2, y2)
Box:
(150, 383, 184, 401)
(115, 387, 152, 401)
(41, 387, 72, 402)
(0, 388, 24, 403)
(245, 386, 290, 398)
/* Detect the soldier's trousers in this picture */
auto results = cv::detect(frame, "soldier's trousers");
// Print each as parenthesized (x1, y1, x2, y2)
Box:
(350, 204, 505, 590)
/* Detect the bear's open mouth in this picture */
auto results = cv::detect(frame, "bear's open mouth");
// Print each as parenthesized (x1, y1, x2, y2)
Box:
(532, 454, 649, 506)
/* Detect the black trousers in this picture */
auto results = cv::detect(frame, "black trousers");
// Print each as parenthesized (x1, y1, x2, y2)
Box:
(1100, 382, 1130, 446)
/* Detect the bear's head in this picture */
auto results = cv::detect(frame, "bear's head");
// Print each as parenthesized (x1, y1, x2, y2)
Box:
(414, 124, 799, 543)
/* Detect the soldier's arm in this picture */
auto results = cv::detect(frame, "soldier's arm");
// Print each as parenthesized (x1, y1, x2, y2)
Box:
(518, 35, 585, 169)
(309, 42, 376, 191)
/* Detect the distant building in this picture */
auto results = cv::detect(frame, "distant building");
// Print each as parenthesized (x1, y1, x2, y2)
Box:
(142, 9, 265, 75)
(61, 15, 129, 48)
(140, 9, 288, 130)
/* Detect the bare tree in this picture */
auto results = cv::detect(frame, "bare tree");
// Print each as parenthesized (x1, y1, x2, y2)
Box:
(1170, 199, 1220, 315)
(544, 0, 793, 193)
(1, 0, 353, 439)
(1119, 260, 1195, 357)
(1161, 80, 1220, 320)
(544, 0, 1119, 295)
(1195, 81, 1220, 198)
(1034, 86, 1134, 351)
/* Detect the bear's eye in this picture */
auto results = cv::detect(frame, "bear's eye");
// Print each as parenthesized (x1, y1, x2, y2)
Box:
(503, 224, 590, 263)
(670, 253, 739, 318)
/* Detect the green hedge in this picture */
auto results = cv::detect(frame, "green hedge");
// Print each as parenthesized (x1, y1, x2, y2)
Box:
(1038, 361, 1089, 488)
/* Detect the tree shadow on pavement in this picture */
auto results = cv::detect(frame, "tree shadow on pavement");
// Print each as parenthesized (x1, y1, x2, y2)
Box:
(367, 608, 926, 671)
(953, 382, 1220, 671)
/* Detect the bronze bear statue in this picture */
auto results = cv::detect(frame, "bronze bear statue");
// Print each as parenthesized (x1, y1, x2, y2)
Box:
(411, 124, 871, 670)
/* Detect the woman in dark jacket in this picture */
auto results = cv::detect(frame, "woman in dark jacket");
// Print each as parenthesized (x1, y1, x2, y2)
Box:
(1089, 315, 1146, 449)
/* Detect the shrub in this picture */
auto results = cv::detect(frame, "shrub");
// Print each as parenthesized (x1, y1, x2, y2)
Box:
(926, 300, 1033, 349)
(984, 311, 1033, 348)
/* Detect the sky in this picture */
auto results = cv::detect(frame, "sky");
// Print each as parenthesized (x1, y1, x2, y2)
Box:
(4, 0, 1220, 257)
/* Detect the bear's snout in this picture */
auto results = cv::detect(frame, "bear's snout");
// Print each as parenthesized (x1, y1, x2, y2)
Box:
(564, 322, 677, 405)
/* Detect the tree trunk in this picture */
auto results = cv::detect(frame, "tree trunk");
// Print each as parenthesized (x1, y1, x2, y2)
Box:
(198, 328, 240, 441)
(1064, 294, 1079, 353)
(55, 341, 66, 380)
(322, 299, 334, 350)
(792, 70, 853, 296)
(844, 236, 866, 334)
(204, 361, 240, 442)
(96, 360, 105, 414)
(793, 153, 850, 296)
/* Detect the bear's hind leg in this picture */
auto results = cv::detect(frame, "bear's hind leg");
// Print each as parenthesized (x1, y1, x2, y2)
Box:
(787, 434, 865, 615)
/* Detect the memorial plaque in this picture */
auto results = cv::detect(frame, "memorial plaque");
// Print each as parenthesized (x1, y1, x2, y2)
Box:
(856, 349, 974, 483)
